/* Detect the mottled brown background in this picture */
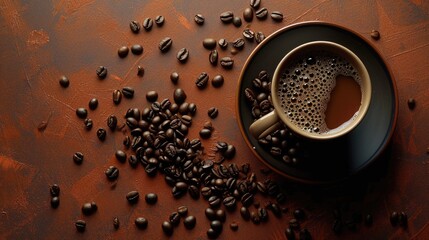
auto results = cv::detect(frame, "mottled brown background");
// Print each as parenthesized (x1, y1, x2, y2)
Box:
(1, 0, 429, 239)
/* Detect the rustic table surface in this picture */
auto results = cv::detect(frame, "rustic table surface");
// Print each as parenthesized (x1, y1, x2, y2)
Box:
(1, 0, 429, 239)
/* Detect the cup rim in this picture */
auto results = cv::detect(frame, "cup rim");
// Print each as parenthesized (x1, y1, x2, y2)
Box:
(271, 41, 372, 141)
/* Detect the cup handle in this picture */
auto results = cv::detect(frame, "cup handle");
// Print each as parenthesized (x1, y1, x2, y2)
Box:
(249, 111, 282, 139)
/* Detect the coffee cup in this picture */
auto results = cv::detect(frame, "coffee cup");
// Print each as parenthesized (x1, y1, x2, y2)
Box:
(249, 41, 371, 141)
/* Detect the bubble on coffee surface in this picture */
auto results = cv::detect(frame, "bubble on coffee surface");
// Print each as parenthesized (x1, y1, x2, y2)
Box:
(277, 51, 362, 134)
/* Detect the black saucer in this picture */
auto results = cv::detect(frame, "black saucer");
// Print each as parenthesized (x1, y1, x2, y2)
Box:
(237, 22, 398, 184)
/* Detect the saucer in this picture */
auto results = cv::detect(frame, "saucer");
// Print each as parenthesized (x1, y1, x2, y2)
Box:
(236, 22, 398, 184)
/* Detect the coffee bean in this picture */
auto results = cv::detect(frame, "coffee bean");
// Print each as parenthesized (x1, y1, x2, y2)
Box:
(241, 193, 254, 207)
(155, 15, 165, 26)
(107, 115, 117, 131)
(371, 30, 380, 40)
(399, 211, 408, 228)
(199, 128, 212, 139)
(184, 216, 196, 229)
(232, 38, 245, 49)
(208, 195, 221, 208)
(145, 193, 158, 204)
(73, 152, 84, 165)
(130, 21, 140, 33)
(76, 108, 88, 119)
(203, 38, 217, 50)
(408, 98, 416, 109)
(51, 196, 60, 208)
(128, 154, 138, 168)
(82, 202, 95, 215)
(243, 28, 255, 41)
(170, 72, 179, 84)
(146, 91, 158, 102)
(250, 0, 261, 9)
(232, 16, 242, 27)
(205, 208, 216, 220)
(135, 217, 148, 229)
(255, 7, 268, 19)
(172, 182, 188, 198)
(131, 44, 143, 55)
(96, 66, 107, 79)
(364, 214, 373, 226)
(285, 227, 295, 240)
(59, 75, 70, 88)
(209, 50, 218, 66)
(255, 31, 265, 43)
(142, 18, 153, 31)
(293, 208, 305, 220)
(218, 38, 228, 49)
(84, 118, 93, 130)
(113, 89, 122, 105)
(118, 46, 129, 58)
(230, 222, 239, 231)
(113, 217, 120, 229)
(188, 185, 200, 199)
(271, 11, 283, 21)
(173, 88, 187, 104)
(220, 57, 234, 69)
(299, 229, 312, 240)
(75, 220, 86, 232)
(258, 207, 268, 222)
(50, 184, 60, 197)
(114, 150, 126, 163)
(121, 87, 134, 99)
(251, 211, 260, 224)
(216, 210, 226, 222)
(194, 14, 205, 25)
(207, 228, 219, 239)
(177, 205, 188, 216)
(211, 75, 224, 88)
(177, 48, 189, 63)
(289, 218, 299, 229)
(208, 107, 218, 119)
(159, 37, 172, 52)
(87, 98, 98, 111)
(105, 166, 119, 180)
(390, 211, 399, 226)
(220, 11, 234, 23)
(269, 203, 282, 218)
(195, 72, 209, 89)
(162, 221, 173, 236)
(223, 196, 236, 210)
(137, 66, 145, 76)
(243, 8, 253, 22)
(223, 144, 236, 159)
(126, 190, 139, 204)
(169, 212, 181, 226)
(210, 220, 222, 233)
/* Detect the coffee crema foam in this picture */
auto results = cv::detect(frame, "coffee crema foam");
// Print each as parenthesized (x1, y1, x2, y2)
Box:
(277, 51, 362, 134)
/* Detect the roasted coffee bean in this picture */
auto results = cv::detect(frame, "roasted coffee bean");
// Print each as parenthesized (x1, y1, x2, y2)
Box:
(113, 217, 120, 229)
(155, 15, 165, 26)
(115, 150, 126, 163)
(203, 38, 217, 50)
(205, 208, 216, 220)
(130, 21, 140, 33)
(251, 211, 260, 224)
(50, 184, 60, 197)
(299, 229, 312, 240)
(178, 205, 188, 216)
(223, 144, 236, 159)
(371, 30, 380, 40)
(130, 44, 143, 55)
(113, 90, 122, 105)
(211, 75, 224, 88)
(285, 227, 295, 240)
(399, 211, 408, 228)
(194, 14, 205, 25)
(184, 216, 196, 229)
(170, 72, 179, 84)
(84, 118, 93, 130)
(76, 108, 88, 119)
(172, 182, 188, 198)
(142, 18, 153, 31)
(96, 66, 107, 79)
(121, 87, 134, 99)
(51, 196, 60, 208)
(243, 8, 253, 22)
(128, 155, 138, 168)
(145, 193, 158, 204)
(269, 203, 282, 218)
(215, 209, 226, 222)
(258, 207, 268, 222)
(159, 37, 173, 52)
(255, 31, 265, 43)
(207, 228, 219, 239)
(162, 221, 174, 236)
(232, 38, 245, 49)
(73, 152, 84, 165)
(188, 185, 200, 199)
(177, 48, 189, 63)
(82, 202, 95, 215)
(105, 166, 119, 180)
(118, 46, 129, 58)
(87, 98, 98, 111)
(207, 107, 219, 119)
(408, 98, 416, 109)
(218, 38, 228, 49)
(255, 7, 268, 19)
(137, 65, 145, 76)
(123, 135, 131, 148)
(243, 28, 255, 41)
(195, 72, 209, 89)
(199, 128, 212, 139)
(271, 11, 283, 21)
(107, 115, 118, 131)
(209, 50, 218, 65)
(223, 196, 236, 210)
(126, 190, 139, 204)
(135, 217, 148, 229)
(208, 195, 221, 208)
(364, 214, 373, 226)
(169, 212, 181, 226)
(232, 16, 242, 27)
(289, 218, 300, 229)
(241, 193, 254, 207)
(146, 91, 158, 102)
(210, 220, 222, 233)
(293, 208, 305, 220)
(59, 75, 70, 88)
(220, 57, 234, 69)
(250, 0, 261, 9)
(220, 11, 234, 23)
(390, 211, 399, 226)
(230, 222, 239, 231)
(173, 88, 187, 104)
(201, 186, 213, 199)
(75, 220, 86, 232)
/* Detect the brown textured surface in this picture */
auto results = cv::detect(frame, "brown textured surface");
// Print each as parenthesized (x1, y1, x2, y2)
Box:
(1, 0, 429, 239)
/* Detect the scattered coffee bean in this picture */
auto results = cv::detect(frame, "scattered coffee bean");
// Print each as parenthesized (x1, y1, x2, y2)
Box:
(121, 87, 134, 99)
(371, 30, 380, 40)
(131, 44, 143, 55)
(243, 8, 253, 22)
(223, 196, 236, 210)
(177, 206, 188, 216)
(271, 11, 283, 21)
(51, 196, 60, 208)
(96, 66, 107, 79)
(299, 229, 312, 240)
(188, 185, 200, 199)
(232, 38, 245, 49)
(75, 220, 86, 232)
(211, 75, 224, 88)
(218, 38, 228, 49)
(113, 217, 120, 229)
(88, 98, 98, 110)
(73, 152, 84, 165)
(241, 192, 254, 207)
(137, 65, 144, 76)
(209, 50, 218, 65)
(208, 107, 219, 119)
(232, 16, 242, 27)
(130, 21, 140, 33)
(255, 7, 268, 19)
(240, 206, 250, 220)
(230, 222, 239, 231)
(118, 46, 129, 58)
(172, 182, 188, 198)
(203, 38, 217, 50)
(258, 207, 268, 222)
(390, 211, 399, 226)
(408, 98, 416, 109)
(145, 193, 158, 204)
(162, 221, 173, 236)
(285, 227, 295, 240)
(399, 211, 408, 228)
(159, 37, 172, 52)
(155, 15, 165, 26)
(205, 208, 216, 220)
(135, 217, 148, 229)
(177, 48, 189, 63)
(194, 14, 205, 25)
(250, 0, 261, 9)
(251, 211, 260, 224)
(293, 208, 305, 220)
(184, 215, 196, 229)
(107, 115, 118, 131)
(170, 72, 179, 84)
(173, 88, 187, 104)
(76, 108, 88, 119)
(146, 91, 158, 102)
(112, 90, 122, 105)
(128, 154, 138, 168)
(199, 128, 212, 139)
(59, 75, 70, 88)
(224, 144, 236, 159)
(243, 28, 255, 41)
(105, 166, 119, 180)
(220, 57, 234, 69)
(115, 150, 126, 163)
(195, 72, 209, 89)
(289, 218, 300, 229)
(210, 220, 223, 233)
(84, 118, 93, 130)
(255, 31, 265, 43)
(207, 228, 219, 239)
(220, 11, 234, 23)
(50, 184, 60, 197)
(126, 190, 139, 204)
(142, 18, 153, 31)
(82, 202, 97, 215)
(169, 212, 181, 226)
